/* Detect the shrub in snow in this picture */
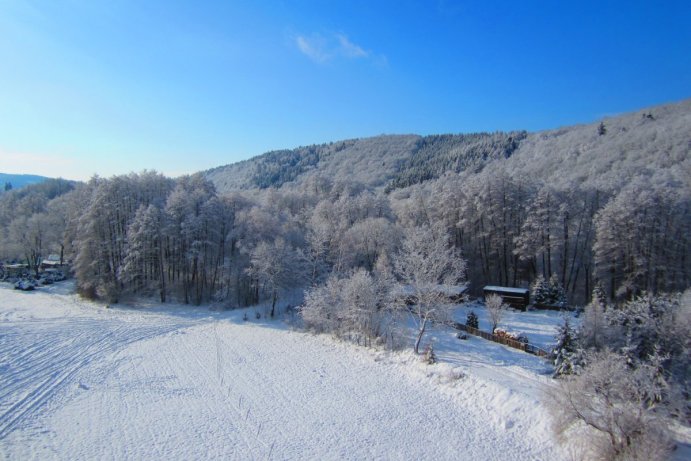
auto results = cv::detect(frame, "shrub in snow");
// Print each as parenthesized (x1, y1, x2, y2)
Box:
(423, 344, 437, 365)
(515, 334, 529, 344)
(465, 310, 479, 329)
(300, 269, 396, 348)
(597, 292, 690, 418)
(550, 350, 673, 461)
(550, 292, 691, 459)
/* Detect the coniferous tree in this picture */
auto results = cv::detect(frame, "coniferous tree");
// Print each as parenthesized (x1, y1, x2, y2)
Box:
(597, 121, 607, 135)
(531, 275, 550, 305)
(552, 318, 581, 377)
(580, 285, 608, 350)
(465, 311, 479, 329)
(548, 274, 566, 307)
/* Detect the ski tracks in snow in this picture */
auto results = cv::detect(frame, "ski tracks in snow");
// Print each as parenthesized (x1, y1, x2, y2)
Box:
(0, 316, 184, 441)
(0, 286, 565, 460)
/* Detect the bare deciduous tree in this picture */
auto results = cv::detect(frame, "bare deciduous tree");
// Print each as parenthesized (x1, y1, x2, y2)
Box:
(394, 223, 467, 354)
(485, 294, 505, 334)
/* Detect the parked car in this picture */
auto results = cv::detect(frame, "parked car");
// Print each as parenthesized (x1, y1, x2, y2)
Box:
(14, 279, 36, 291)
(42, 270, 67, 282)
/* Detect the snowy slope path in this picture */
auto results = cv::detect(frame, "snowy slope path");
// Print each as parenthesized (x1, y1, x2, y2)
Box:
(0, 317, 183, 440)
(0, 284, 565, 460)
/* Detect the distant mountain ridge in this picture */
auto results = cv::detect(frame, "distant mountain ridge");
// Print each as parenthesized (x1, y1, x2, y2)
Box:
(203, 99, 691, 194)
(0, 173, 51, 191)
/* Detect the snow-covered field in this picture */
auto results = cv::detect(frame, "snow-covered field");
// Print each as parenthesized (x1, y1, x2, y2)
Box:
(1, 282, 568, 460)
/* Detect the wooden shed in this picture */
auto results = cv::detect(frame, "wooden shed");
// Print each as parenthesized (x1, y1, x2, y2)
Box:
(483, 285, 530, 311)
(4, 264, 29, 278)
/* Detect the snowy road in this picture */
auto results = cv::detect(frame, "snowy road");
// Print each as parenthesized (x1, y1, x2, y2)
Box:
(0, 283, 564, 460)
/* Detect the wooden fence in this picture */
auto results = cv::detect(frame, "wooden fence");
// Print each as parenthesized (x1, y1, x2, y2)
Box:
(448, 322, 553, 359)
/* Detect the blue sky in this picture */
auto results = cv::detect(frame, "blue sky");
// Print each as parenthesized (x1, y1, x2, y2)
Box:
(1, 0, 689, 180)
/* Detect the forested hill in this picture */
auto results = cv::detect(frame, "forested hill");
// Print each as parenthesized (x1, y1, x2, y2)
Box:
(0, 173, 51, 192)
(204, 99, 690, 194)
(204, 132, 527, 193)
(505, 99, 691, 192)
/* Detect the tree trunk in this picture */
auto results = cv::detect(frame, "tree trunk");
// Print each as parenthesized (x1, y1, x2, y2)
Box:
(158, 239, 166, 303)
(270, 289, 277, 318)
(414, 317, 428, 354)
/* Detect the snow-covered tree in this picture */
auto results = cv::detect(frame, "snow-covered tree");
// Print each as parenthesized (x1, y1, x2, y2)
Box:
(340, 268, 395, 345)
(394, 223, 467, 354)
(531, 275, 550, 305)
(301, 269, 395, 346)
(594, 178, 690, 300)
(575, 291, 689, 419)
(7, 213, 50, 277)
(119, 204, 166, 301)
(339, 217, 400, 273)
(465, 311, 479, 329)
(305, 223, 331, 286)
(548, 274, 566, 307)
(607, 293, 689, 394)
(580, 285, 608, 350)
(531, 274, 566, 307)
(515, 186, 559, 280)
(247, 237, 307, 317)
(550, 350, 673, 461)
(552, 318, 581, 377)
(454, 169, 530, 288)
(163, 174, 226, 305)
(485, 294, 505, 334)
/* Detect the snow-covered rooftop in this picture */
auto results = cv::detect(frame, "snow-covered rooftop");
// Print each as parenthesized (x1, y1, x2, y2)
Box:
(484, 285, 529, 294)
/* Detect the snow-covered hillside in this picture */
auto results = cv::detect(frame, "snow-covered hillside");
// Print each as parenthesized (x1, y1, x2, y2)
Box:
(203, 99, 690, 195)
(1, 283, 568, 460)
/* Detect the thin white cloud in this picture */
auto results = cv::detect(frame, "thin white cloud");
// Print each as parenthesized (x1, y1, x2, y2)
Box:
(336, 34, 368, 58)
(295, 32, 379, 64)
(295, 34, 330, 63)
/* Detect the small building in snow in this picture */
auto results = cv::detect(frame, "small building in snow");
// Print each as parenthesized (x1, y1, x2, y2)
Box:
(3, 263, 29, 278)
(483, 285, 530, 311)
(40, 254, 64, 269)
